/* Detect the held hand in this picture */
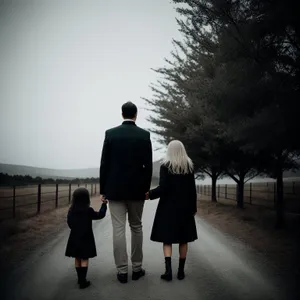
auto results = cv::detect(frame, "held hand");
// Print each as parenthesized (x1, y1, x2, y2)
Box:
(145, 192, 149, 200)
(100, 194, 108, 203)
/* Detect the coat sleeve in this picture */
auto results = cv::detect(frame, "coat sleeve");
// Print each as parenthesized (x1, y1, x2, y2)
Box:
(67, 209, 73, 229)
(143, 132, 153, 192)
(149, 165, 168, 200)
(89, 204, 107, 220)
(190, 172, 197, 214)
(100, 131, 110, 195)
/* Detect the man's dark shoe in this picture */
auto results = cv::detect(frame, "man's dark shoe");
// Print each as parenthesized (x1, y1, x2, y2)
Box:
(117, 273, 128, 284)
(132, 268, 146, 281)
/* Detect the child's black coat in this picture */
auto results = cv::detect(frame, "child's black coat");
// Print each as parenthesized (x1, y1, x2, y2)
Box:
(65, 203, 107, 259)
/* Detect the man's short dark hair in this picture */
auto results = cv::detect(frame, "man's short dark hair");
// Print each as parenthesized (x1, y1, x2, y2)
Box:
(122, 102, 138, 119)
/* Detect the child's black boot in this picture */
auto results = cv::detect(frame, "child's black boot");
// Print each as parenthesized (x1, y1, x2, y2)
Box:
(79, 267, 91, 289)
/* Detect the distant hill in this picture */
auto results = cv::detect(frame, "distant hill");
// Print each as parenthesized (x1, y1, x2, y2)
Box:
(4, 160, 298, 181)
(0, 161, 163, 180)
(0, 163, 99, 179)
(283, 168, 300, 178)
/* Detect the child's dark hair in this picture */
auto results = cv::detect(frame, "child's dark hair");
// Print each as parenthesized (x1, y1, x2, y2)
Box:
(70, 187, 90, 213)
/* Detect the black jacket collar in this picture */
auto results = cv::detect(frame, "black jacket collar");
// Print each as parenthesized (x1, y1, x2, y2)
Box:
(122, 120, 136, 126)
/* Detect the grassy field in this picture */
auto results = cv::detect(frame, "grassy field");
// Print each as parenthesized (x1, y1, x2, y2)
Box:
(0, 183, 100, 221)
(197, 181, 300, 214)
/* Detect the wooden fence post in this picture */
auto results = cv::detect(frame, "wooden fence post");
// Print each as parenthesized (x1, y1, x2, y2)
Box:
(13, 185, 16, 218)
(55, 184, 59, 208)
(292, 182, 295, 194)
(37, 184, 41, 213)
(218, 185, 220, 198)
(225, 185, 227, 199)
(78, 183, 80, 187)
(249, 183, 252, 204)
(68, 184, 71, 204)
(273, 182, 276, 205)
(95, 184, 96, 195)
(91, 184, 93, 196)
(85, 183, 87, 188)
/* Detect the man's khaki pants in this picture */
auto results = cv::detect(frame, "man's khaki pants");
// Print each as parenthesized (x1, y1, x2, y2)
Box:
(109, 200, 145, 274)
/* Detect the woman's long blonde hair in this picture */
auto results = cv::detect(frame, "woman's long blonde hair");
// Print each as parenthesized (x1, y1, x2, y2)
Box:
(162, 140, 194, 174)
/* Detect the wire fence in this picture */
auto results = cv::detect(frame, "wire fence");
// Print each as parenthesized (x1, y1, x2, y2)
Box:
(196, 181, 300, 214)
(0, 183, 100, 221)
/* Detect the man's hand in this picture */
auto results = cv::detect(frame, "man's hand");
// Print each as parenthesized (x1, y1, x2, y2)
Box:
(145, 192, 149, 200)
(100, 194, 108, 203)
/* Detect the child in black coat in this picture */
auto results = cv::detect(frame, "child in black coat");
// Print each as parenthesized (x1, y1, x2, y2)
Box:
(65, 187, 107, 289)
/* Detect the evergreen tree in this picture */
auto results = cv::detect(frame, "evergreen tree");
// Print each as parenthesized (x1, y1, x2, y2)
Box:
(146, 0, 300, 226)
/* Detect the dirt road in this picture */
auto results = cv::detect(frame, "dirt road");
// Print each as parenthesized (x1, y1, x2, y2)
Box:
(1, 200, 295, 300)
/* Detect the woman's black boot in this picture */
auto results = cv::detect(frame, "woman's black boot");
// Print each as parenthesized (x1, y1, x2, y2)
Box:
(161, 257, 172, 281)
(177, 258, 186, 280)
(76, 267, 81, 284)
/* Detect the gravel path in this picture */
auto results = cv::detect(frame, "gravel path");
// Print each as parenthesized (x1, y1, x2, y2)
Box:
(1, 200, 295, 300)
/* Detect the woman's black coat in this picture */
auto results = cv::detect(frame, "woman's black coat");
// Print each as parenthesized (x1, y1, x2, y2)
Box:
(149, 164, 198, 244)
(65, 204, 107, 259)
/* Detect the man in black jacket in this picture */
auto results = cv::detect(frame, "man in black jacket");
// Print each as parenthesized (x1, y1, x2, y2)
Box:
(99, 102, 152, 283)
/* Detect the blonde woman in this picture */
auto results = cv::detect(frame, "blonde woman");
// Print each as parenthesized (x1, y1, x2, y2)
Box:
(147, 140, 198, 281)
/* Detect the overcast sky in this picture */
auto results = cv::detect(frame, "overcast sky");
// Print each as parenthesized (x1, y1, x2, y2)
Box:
(0, 0, 181, 169)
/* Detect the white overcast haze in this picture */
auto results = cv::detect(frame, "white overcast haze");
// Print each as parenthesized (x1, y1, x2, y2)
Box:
(0, 0, 182, 169)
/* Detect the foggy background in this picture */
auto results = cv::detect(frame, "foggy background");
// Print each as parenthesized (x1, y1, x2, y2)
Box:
(0, 0, 181, 169)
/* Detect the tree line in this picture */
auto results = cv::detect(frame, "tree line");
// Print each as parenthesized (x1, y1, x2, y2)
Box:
(145, 0, 300, 228)
(0, 173, 99, 186)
